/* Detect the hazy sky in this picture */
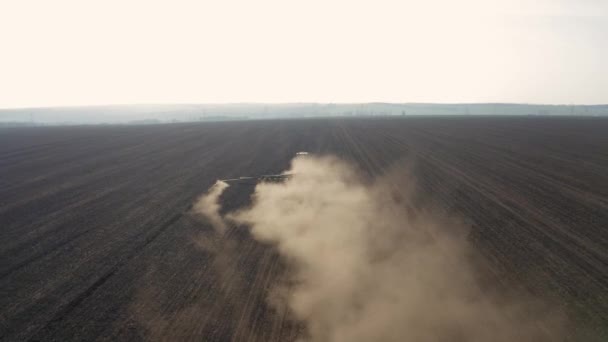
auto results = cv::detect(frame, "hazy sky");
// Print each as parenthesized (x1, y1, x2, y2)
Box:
(1, 0, 606, 108)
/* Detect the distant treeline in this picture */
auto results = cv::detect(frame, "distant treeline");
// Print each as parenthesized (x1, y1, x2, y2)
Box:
(0, 103, 606, 125)
(0, 121, 41, 128)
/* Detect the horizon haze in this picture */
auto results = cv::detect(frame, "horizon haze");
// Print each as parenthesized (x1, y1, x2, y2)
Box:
(1, 103, 608, 125)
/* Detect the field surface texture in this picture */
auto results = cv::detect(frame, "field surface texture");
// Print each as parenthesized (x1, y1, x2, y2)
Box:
(1, 117, 607, 341)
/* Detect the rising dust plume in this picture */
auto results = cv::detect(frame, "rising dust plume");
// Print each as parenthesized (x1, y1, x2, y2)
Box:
(195, 155, 564, 342)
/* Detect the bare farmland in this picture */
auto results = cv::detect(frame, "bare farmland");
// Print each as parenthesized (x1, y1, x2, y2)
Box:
(1, 117, 607, 341)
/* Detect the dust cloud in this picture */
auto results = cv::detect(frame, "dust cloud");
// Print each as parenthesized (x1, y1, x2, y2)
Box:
(193, 180, 229, 234)
(195, 155, 564, 342)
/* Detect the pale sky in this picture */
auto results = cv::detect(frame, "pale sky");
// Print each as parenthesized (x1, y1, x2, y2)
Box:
(0, 0, 606, 108)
